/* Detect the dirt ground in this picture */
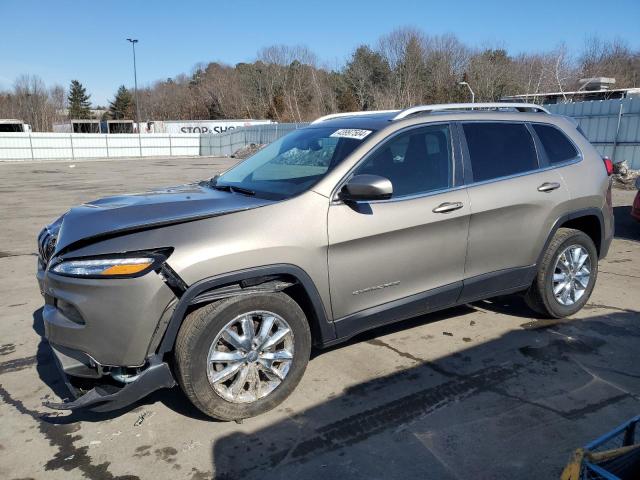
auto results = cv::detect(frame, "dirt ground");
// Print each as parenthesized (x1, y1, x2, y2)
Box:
(0, 157, 639, 479)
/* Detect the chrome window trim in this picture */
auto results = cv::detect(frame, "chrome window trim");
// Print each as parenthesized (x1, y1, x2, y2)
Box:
(330, 121, 459, 204)
(463, 157, 582, 190)
(333, 183, 468, 206)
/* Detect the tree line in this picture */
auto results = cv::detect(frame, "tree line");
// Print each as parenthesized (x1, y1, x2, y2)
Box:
(1, 28, 638, 131)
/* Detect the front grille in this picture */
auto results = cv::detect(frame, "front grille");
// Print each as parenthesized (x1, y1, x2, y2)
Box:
(38, 228, 57, 267)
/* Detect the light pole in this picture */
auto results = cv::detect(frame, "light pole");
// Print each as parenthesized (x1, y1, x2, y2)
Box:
(459, 81, 475, 104)
(126, 38, 141, 129)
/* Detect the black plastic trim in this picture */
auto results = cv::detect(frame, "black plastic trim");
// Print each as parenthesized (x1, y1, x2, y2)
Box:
(159, 262, 188, 297)
(330, 281, 462, 343)
(44, 355, 176, 413)
(156, 264, 335, 355)
(191, 279, 295, 305)
(457, 265, 536, 304)
(526, 122, 550, 168)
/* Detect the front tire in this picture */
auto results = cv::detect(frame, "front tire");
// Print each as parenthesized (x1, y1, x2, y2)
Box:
(175, 292, 311, 421)
(525, 228, 598, 318)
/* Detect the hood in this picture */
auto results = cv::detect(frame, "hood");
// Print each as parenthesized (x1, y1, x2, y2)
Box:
(50, 183, 274, 253)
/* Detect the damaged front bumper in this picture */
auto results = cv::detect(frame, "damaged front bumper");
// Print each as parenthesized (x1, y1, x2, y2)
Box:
(37, 251, 179, 412)
(45, 350, 176, 412)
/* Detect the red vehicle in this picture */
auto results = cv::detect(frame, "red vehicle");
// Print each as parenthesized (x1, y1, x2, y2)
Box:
(633, 178, 640, 221)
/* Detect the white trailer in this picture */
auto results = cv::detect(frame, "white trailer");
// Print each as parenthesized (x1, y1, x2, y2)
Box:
(150, 119, 274, 134)
(0, 119, 32, 133)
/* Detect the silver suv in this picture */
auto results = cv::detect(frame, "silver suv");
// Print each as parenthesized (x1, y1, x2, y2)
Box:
(37, 103, 614, 420)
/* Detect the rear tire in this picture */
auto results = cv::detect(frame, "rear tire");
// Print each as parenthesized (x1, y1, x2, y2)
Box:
(525, 228, 598, 318)
(175, 292, 311, 421)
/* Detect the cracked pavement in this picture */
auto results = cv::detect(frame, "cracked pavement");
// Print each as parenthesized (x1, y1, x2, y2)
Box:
(0, 157, 639, 479)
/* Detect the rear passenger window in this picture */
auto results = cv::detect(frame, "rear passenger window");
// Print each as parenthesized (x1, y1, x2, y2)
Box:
(463, 123, 538, 182)
(532, 124, 579, 164)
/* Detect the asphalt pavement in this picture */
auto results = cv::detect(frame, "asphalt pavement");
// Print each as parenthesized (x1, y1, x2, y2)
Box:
(0, 157, 639, 479)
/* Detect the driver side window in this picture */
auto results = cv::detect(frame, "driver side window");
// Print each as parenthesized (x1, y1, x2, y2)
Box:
(354, 124, 452, 198)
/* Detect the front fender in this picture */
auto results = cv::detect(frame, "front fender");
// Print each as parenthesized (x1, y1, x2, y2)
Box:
(155, 264, 336, 356)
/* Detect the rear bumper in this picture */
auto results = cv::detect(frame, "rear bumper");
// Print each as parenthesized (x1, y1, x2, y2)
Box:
(45, 350, 176, 412)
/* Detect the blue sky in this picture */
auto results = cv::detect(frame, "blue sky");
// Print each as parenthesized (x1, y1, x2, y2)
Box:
(1, 0, 638, 106)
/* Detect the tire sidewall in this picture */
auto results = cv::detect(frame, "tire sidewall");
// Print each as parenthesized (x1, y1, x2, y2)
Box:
(542, 232, 598, 317)
(183, 293, 311, 420)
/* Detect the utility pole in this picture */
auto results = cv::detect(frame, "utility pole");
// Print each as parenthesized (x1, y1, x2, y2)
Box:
(126, 38, 141, 129)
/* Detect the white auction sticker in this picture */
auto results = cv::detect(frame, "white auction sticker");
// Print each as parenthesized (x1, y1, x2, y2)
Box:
(330, 129, 372, 140)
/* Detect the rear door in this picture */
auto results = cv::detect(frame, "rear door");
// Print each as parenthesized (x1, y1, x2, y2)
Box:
(458, 121, 570, 302)
(327, 123, 470, 329)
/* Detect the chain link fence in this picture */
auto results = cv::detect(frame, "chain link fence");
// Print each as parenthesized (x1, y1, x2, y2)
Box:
(199, 123, 309, 157)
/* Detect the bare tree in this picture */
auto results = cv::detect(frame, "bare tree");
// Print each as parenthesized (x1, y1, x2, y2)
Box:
(378, 27, 428, 107)
(5, 27, 639, 130)
(580, 36, 640, 88)
(0, 75, 64, 131)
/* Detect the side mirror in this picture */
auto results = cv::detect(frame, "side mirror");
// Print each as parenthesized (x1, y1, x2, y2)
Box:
(340, 174, 393, 201)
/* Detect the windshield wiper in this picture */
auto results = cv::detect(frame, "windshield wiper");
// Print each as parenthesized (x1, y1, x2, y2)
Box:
(210, 183, 230, 192)
(210, 182, 255, 196)
(228, 186, 255, 196)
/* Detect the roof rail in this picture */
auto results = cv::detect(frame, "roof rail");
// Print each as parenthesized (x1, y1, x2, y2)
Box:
(311, 109, 399, 124)
(392, 102, 550, 120)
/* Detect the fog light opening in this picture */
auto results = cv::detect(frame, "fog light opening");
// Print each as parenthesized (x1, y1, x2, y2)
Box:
(110, 367, 143, 384)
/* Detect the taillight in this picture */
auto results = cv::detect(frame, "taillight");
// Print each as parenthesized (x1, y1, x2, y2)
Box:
(603, 156, 614, 176)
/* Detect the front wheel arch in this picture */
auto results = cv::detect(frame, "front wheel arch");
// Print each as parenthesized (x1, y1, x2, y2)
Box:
(156, 264, 335, 358)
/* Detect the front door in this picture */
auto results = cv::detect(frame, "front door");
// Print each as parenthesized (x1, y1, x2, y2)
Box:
(327, 123, 470, 332)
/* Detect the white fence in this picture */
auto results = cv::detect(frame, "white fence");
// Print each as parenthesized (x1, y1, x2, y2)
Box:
(0, 123, 308, 161)
(0, 133, 201, 161)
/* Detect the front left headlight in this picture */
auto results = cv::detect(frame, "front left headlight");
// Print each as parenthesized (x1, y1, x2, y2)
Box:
(50, 250, 171, 278)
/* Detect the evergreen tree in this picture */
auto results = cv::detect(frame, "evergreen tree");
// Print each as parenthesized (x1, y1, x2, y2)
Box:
(108, 85, 133, 119)
(67, 80, 92, 119)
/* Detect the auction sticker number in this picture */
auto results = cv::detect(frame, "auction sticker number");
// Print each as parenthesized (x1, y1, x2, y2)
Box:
(330, 129, 372, 140)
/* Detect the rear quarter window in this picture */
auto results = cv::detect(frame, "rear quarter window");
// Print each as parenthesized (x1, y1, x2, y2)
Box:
(462, 122, 538, 182)
(532, 124, 579, 164)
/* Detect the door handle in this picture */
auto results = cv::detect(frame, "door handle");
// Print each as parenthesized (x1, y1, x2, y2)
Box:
(537, 182, 561, 192)
(432, 201, 464, 213)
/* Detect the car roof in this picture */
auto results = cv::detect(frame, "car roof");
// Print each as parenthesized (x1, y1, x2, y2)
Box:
(305, 110, 565, 133)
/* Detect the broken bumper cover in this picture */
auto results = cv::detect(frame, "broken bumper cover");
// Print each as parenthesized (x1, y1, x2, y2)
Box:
(44, 355, 176, 413)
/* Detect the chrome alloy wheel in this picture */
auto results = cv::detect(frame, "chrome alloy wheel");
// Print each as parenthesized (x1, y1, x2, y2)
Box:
(552, 245, 592, 306)
(207, 310, 294, 403)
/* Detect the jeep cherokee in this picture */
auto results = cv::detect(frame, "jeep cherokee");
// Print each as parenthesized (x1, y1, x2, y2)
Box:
(36, 103, 614, 420)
